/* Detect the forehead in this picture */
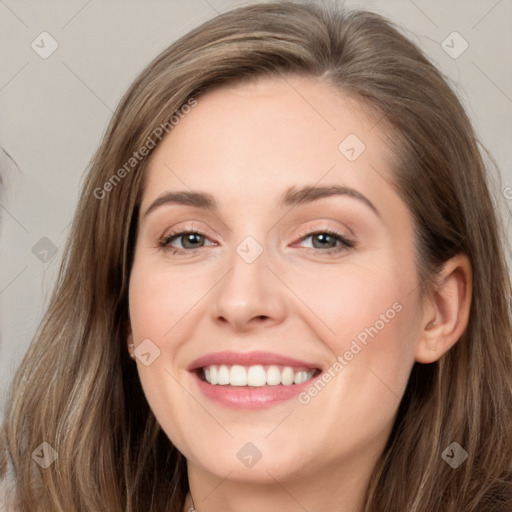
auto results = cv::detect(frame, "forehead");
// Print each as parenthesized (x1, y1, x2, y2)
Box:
(141, 74, 398, 215)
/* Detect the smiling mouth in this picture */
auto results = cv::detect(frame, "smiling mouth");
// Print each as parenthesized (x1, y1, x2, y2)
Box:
(198, 364, 322, 387)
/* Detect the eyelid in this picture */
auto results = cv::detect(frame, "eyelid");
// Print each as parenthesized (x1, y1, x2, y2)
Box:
(292, 226, 355, 251)
(158, 222, 216, 247)
(157, 222, 356, 254)
(293, 219, 354, 240)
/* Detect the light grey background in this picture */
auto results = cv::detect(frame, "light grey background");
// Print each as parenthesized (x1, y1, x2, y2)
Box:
(1, 0, 511, 415)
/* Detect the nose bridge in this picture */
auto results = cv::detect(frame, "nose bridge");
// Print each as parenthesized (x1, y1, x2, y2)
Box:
(211, 231, 286, 328)
(224, 233, 271, 305)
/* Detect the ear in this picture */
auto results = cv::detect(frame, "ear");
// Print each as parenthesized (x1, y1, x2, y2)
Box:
(126, 325, 135, 358)
(415, 254, 472, 364)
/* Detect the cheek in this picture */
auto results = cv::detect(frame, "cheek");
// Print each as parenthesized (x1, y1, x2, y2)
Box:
(128, 258, 208, 338)
(295, 295, 418, 462)
(127, 262, 200, 450)
(288, 255, 419, 413)
(282, 253, 418, 353)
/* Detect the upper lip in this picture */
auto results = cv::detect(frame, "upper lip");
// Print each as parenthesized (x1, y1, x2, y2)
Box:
(188, 351, 322, 371)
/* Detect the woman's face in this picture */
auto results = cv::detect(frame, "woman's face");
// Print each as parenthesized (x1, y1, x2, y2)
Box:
(128, 75, 426, 487)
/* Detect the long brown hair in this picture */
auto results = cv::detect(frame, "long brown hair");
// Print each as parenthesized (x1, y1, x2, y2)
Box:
(2, 2, 511, 510)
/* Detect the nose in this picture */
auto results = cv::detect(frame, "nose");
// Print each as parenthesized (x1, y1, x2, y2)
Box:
(211, 239, 288, 332)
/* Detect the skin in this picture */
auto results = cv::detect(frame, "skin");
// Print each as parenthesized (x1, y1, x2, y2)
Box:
(127, 75, 471, 512)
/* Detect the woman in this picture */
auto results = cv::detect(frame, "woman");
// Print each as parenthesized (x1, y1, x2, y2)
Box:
(1, 1, 511, 511)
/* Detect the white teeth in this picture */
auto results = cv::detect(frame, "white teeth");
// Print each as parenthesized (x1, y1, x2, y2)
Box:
(230, 365, 247, 386)
(209, 366, 218, 385)
(218, 365, 230, 385)
(266, 365, 281, 386)
(202, 364, 316, 387)
(294, 371, 310, 384)
(247, 365, 266, 386)
(281, 367, 294, 386)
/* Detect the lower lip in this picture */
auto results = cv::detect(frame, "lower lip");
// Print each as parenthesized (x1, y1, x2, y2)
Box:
(191, 371, 322, 409)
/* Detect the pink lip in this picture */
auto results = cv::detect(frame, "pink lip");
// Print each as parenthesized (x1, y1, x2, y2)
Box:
(192, 374, 321, 409)
(188, 350, 321, 371)
(188, 350, 322, 409)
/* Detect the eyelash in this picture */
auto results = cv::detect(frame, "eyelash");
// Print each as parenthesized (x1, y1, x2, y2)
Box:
(294, 227, 355, 254)
(157, 225, 355, 256)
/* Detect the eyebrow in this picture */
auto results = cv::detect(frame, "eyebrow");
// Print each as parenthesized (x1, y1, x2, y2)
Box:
(143, 184, 380, 218)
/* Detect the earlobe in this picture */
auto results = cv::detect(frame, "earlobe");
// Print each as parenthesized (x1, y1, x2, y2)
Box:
(415, 254, 472, 364)
(127, 328, 136, 360)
